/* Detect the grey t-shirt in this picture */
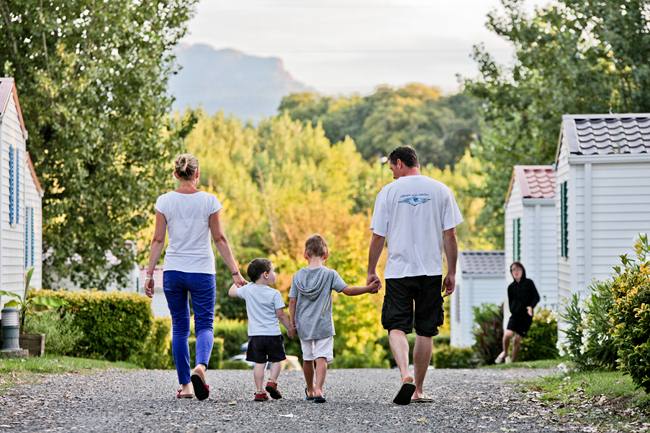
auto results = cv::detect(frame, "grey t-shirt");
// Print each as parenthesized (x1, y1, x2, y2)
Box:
(237, 283, 286, 336)
(289, 267, 347, 340)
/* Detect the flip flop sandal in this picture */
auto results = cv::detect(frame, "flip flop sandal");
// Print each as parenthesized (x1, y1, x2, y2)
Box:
(393, 381, 416, 405)
(313, 395, 327, 403)
(304, 387, 315, 401)
(190, 373, 210, 401)
(176, 389, 194, 399)
(411, 396, 434, 403)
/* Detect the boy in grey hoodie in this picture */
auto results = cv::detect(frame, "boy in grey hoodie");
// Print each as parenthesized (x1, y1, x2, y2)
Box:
(289, 234, 380, 403)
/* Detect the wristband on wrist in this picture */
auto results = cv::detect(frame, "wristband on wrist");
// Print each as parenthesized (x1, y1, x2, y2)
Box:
(231, 270, 240, 276)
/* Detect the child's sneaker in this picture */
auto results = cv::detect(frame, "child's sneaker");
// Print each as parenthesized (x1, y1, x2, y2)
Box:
(505, 356, 512, 364)
(254, 391, 269, 402)
(265, 381, 282, 399)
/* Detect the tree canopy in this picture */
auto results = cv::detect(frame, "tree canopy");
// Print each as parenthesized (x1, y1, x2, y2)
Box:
(0, 0, 198, 288)
(465, 0, 650, 244)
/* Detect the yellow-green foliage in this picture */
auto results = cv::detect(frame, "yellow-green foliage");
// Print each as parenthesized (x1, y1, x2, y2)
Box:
(610, 235, 650, 392)
(153, 112, 491, 366)
(31, 290, 152, 362)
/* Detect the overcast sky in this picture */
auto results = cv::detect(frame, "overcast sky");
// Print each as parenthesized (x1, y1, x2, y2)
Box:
(183, 0, 547, 95)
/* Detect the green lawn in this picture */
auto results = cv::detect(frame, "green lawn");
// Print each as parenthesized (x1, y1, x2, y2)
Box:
(531, 369, 650, 409)
(484, 358, 565, 370)
(0, 355, 139, 394)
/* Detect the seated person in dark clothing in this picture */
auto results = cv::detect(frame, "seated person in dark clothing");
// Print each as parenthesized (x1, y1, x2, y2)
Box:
(495, 262, 540, 364)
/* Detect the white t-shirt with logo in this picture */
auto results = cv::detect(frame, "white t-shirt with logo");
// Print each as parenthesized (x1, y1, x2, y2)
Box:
(155, 191, 222, 274)
(371, 175, 463, 279)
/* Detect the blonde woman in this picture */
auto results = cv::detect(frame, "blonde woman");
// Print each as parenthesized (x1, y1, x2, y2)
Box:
(145, 153, 246, 400)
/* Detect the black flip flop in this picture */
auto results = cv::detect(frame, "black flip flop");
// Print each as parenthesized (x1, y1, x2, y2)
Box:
(393, 382, 416, 405)
(304, 387, 315, 401)
(313, 395, 327, 403)
(190, 373, 210, 401)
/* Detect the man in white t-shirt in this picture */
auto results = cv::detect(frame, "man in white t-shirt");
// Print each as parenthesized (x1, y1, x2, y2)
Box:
(367, 146, 463, 405)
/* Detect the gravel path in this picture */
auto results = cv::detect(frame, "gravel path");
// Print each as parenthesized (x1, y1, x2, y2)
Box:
(0, 368, 588, 433)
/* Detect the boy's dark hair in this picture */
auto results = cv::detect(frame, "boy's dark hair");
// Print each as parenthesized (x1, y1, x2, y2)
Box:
(388, 146, 419, 168)
(247, 258, 273, 282)
(305, 234, 328, 258)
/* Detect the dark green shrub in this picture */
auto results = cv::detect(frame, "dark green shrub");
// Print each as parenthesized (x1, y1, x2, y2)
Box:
(131, 317, 172, 369)
(23, 311, 82, 356)
(472, 303, 503, 365)
(610, 235, 650, 392)
(519, 309, 559, 361)
(432, 346, 477, 368)
(214, 319, 248, 358)
(560, 293, 584, 364)
(31, 290, 152, 361)
(560, 282, 618, 370)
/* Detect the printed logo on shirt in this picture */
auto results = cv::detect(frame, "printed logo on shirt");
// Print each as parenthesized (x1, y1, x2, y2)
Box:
(398, 193, 431, 207)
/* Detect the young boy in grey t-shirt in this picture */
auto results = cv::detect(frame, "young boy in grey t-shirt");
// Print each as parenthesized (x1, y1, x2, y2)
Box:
(289, 234, 380, 403)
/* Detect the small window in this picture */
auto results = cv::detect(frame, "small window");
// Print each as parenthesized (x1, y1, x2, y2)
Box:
(513, 218, 522, 261)
(561, 181, 568, 258)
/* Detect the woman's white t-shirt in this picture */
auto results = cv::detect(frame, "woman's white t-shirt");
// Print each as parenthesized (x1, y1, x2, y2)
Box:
(155, 191, 222, 274)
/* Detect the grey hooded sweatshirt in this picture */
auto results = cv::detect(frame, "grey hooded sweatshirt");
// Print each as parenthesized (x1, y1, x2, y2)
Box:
(289, 266, 347, 340)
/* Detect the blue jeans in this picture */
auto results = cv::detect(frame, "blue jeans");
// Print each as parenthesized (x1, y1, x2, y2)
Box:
(163, 271, 216, 385)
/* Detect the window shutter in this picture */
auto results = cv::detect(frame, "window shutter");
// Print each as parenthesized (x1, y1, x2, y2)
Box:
(30, 207, 35, 266)
(24, 207, 29, 268)
(9, 145, 14, 225)
(561, 182, 569, 258)
(15, 149, 20, 224)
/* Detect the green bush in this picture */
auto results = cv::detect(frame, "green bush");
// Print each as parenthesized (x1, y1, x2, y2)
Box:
(519, 309, 559, 361)
(432, 346, 477, 368)
(23, 311, 82, 356)
(472, 303, 503, 365)
(610, 234, 650, 393)
(130, 317, 172, 369)
(169, 336, 224, 370)
(560, 293, 584, 364)
(214, 319, 248, 358)
(31, 290, 152, 362)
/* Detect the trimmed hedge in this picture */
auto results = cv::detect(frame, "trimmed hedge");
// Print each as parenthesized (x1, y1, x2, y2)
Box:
(214, 319, 248, 358)
(131, 317, 172, 369)
(31, 290, 152, 362)
(432, 346, 478, 368)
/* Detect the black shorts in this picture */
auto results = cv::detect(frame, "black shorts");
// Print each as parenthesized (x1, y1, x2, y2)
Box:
(382, 275, 444, 337)
(507, 313, 533, 337)
(246, 335, 286, 363)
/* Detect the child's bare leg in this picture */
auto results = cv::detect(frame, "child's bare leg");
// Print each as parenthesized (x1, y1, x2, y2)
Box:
(502, 329, 513, 355)
(268, 361, 282, 383)
(303, 361, 315, 396)
(313, 358, 327, 397)
(253, 363, 265, 392)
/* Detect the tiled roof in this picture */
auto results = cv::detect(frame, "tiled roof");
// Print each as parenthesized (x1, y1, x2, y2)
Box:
(515, 165, 555, 199)
(561, 114, 650, 156)
(460, 251, 505, 276)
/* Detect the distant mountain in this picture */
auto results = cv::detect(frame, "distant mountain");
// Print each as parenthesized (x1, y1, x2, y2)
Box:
(168, 44, 312, 121)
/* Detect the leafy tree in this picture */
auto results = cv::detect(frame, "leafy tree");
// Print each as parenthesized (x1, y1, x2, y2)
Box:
(0, 1, 198, 288)
(279, 84, 479, 168)
(465, 0, 650, 245)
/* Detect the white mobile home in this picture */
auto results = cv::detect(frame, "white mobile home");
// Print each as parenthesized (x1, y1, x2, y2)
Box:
(504, 165, 558, 310)
(450, 251, 505, 347)
(0, 78, 44, 305)
(555, 114, 650, 311)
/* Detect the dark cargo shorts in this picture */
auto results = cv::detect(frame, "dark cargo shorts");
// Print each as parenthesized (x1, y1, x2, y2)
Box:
(381, 275, 444, 337)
